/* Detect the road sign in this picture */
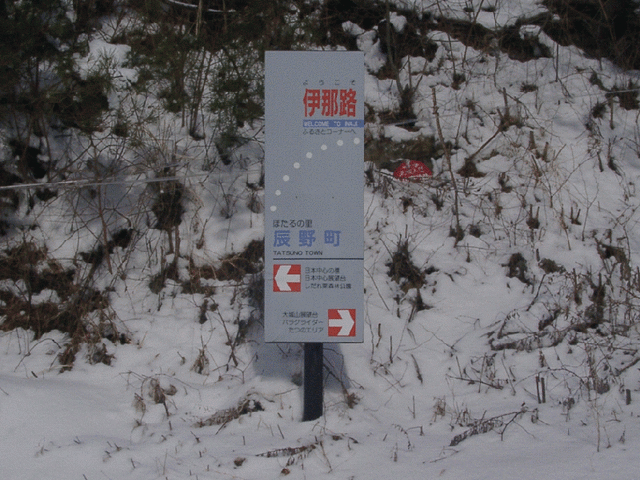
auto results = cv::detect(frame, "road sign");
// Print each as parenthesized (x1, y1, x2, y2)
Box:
(264, 51, 364, 343)
(273, 264, 301, 292)
(328, 309, 356, 337)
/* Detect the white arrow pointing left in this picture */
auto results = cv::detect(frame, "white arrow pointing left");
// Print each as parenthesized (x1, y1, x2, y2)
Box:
(274, 265, 300, 292)
(329, 309, 355, 336)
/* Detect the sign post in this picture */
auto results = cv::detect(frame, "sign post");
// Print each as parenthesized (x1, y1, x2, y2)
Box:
(264, 51, 364, 420)
(302, 342, 323, 421)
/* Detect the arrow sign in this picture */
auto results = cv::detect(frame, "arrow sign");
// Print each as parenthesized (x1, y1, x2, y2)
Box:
(273, 264, 301, 292)
(328, 309, 356, 337)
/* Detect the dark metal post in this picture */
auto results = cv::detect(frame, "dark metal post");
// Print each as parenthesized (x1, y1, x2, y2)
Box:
(303, 342, 323, 421)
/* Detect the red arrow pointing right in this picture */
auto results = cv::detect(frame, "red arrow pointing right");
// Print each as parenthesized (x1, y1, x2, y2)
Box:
(328, 309, 356, 337)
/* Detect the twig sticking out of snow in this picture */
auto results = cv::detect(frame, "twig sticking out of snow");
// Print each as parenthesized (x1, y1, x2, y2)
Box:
(449, 407, 528, 446)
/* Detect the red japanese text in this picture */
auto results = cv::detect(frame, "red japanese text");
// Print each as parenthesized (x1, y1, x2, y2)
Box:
(304, 88, 357, 117)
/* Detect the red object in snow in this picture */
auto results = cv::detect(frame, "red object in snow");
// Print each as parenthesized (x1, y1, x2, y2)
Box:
(393, 160, 433, 180)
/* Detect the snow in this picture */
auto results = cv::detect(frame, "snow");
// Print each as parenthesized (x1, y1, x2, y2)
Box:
(3, 1, 640, 479)
(388, 12, 407, 33)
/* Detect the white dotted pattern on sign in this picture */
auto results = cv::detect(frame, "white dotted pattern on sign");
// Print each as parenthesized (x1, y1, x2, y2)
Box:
(270, 137, 361, 213)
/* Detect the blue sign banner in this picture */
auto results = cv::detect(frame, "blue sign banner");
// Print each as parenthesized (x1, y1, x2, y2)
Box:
(303, 119, 365, 128)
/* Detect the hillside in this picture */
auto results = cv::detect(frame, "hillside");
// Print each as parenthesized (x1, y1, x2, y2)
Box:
(2, 0, 640, 478)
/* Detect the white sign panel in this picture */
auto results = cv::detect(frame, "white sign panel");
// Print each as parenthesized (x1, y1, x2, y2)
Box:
(264, 51, 364, 343)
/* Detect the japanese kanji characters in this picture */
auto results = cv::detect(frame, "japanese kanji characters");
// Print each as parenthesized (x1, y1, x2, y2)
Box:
(304, 88, 357, 117)
(273, 229, 342, 248)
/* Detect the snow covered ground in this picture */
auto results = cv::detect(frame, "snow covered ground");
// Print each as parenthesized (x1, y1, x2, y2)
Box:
(2, 0, 640, 478)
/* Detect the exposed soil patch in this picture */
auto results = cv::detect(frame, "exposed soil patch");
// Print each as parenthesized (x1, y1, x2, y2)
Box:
(387, 238, 424, 292)
(324, 0, 438, 69)
(324, 1, 553, 67)
(80, 228, 134, 266)
(179, 239, 264, 295)
(8, 139, 48, 179)
(152, 181, 185, 232)
(540, 0, 640, 70)
(322, 0, 388, 49)
(434, 18, 495, 53)
(213, 238, 263, 282)
(0, 242, 109, 340)
(505, 252, 530, 285)
(189, 239, 263, 284)
(376, 11, 439, 72)
(434, 17, 553, 62)
(365, 135, 442, 172)
(321, 1, 640, 72)
(606, 82, 639, 110)
(458, 158, 485, 178)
